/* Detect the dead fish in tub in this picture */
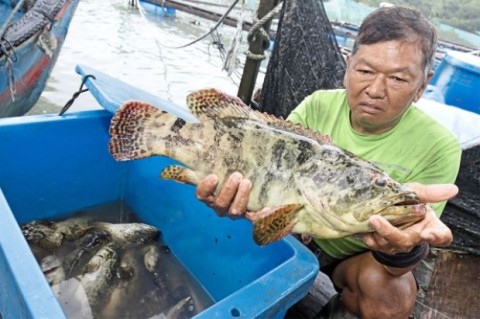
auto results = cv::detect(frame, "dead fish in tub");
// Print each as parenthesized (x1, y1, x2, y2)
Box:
(94, 222, 160, 248)
(164, 296, 194, 319)
(39, 230, 112, 284)
(100, 250, 142, 319)
(41, 255, 66, 285)
(109, 88, 423, 245)
(46, 244, 119, 319)
(23, 218, 160, 249)
(80, 243, 120, 316)
(143, 244, 171, 293)
(102, 247, 191, 319)
(60, 222, 159, 277)
(63, 230, 112, 277)
(22, 217, 93, 250)
(143, 243, 212, 317)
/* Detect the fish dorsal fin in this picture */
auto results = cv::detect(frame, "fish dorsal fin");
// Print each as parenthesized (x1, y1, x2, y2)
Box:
(187, 88, 331, 144)
(187, 88, 260, 120)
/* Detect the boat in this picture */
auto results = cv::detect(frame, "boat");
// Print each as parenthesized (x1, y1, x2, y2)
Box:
(0, 0, 80, 118)
(0, 64, 318, 319)
(137, 0, 177, 17)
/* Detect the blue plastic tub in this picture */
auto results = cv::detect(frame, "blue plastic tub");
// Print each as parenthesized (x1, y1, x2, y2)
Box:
(429, 51, 480, 114)
(0, 66, 318, 319)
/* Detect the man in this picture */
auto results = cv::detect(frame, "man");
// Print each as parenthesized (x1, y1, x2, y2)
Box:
(196, 6, 461, 319)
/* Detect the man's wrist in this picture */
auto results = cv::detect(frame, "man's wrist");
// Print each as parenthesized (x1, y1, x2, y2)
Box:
(372, 242, 429, 269)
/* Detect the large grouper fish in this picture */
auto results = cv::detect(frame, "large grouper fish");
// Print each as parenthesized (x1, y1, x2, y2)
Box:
(109, 88, 423, 245)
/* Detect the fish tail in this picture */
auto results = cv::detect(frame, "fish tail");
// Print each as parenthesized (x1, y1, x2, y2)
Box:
(109, 101, 172, 161)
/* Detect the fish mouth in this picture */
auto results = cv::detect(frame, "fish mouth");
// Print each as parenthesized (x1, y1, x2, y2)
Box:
(390, 191, 421, 206)
(372, 191, 423, 227)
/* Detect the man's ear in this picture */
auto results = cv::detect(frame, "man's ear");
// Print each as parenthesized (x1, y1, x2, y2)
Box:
(414, 70, 434, 102)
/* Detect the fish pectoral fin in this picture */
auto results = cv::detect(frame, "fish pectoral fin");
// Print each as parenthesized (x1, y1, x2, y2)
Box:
(247, 204, 303, 246)
(160, 165, 200, 186)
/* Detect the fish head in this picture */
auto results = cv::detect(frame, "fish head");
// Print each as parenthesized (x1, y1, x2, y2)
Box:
(21, 220, 65, 249)
(300, 152, 425, 237)
(325, 169, 423, 230)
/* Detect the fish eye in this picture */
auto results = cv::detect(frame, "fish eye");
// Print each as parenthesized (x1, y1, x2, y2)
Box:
(375, 177, 387, 187)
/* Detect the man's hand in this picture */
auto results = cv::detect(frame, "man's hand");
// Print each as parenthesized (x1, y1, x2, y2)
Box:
(362, 183, 458, 254)
(195, 172, 251, 218)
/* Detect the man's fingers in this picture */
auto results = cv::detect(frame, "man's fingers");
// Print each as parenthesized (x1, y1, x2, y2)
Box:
(229, 178, 252, 217)
(366, 216, 403, 246)
(406, 183, 459, 203)
(420, 227, 453, 246)
(196, 172, 253, 218)
(214, 172, 243, 212)
(366, 216, 421, 253)
(369, 216, 401, 239)
(196, 174, 219, 201)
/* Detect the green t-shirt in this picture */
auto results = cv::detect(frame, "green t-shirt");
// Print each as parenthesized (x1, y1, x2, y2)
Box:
(287, 89, 462, 259)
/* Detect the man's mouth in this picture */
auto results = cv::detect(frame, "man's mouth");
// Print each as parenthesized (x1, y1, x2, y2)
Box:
(359, 103, 383, 114)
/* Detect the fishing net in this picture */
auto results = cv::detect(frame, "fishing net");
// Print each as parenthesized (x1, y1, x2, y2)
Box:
(257, 0, 346, 119)
(441, 142, 480, 256)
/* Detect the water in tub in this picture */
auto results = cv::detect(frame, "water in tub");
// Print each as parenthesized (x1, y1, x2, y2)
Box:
(21, 201, 214, 319)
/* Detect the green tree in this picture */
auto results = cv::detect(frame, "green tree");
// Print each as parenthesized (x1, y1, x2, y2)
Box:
(355, 0, 480, 33)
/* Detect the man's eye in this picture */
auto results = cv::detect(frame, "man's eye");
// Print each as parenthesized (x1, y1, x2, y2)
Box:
(358, 69, 372, 74)
(391, 76, 406, 82)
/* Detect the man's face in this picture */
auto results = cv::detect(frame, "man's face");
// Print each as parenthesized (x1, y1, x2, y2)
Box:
(344, 40, 433, 134)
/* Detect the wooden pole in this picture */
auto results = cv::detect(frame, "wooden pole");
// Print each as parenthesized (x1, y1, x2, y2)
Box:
(237, 0, 281, 105)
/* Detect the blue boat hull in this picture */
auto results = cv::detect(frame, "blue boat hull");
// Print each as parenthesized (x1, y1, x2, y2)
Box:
(0, 0, 80, 118)
(139, 0, 176, 17)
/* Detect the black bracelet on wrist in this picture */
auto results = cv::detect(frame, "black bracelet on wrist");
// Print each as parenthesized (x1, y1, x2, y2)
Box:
(371, 242, 430, 268)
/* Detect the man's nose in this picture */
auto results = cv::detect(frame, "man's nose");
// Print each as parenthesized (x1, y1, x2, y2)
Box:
(366, 75, 386, 99)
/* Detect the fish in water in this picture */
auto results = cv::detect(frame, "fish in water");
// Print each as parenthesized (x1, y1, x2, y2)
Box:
(81, 243, 119, 316)
(95, 222, 160, 248)
(109, 88, 423, 245)
(41, 255, 66, 285)
(22, 218, 159, 250)
(63, 230, 112, 277)
(22, 217, 93, 250)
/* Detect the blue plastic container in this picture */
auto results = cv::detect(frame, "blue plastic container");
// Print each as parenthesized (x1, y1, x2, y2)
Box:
(0, 66, 318, 319)
(429, 51, 480, 114)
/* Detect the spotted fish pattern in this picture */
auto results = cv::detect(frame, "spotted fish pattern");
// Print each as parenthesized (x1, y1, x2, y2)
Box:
(109, 88, 422, 245)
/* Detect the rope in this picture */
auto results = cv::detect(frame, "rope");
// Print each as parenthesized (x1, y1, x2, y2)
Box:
(209, 30, 243, 84)
(6, 57, 16, 101)
(0, 39, 18, 101)
(0, 39, 16, 63)
(244, 0, 283, 61)
(0, 0, 29, 38)
(32, 7, 56, 30)
(172, 0, 240, 49)
(209, 29, 226, 61)
(244, 50, 266, 61)
(58, 74, 96, 115)
(223, 0, 246, 75)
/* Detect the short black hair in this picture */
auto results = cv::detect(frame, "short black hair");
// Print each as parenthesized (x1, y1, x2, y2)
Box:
(351, 6, 437, 74)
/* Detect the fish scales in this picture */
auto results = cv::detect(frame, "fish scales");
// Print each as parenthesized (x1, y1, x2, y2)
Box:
(109, 88, 422, 245)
